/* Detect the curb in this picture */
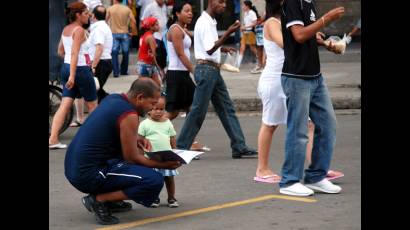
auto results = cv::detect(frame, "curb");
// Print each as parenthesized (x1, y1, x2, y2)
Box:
(207, 96, 361, 112)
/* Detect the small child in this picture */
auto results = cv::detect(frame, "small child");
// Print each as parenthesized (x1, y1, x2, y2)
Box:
(138, 96, 179, 208)
(137, 17, 162, 87)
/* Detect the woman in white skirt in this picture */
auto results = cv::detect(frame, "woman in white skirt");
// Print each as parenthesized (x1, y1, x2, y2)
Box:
(254, 0, 343, 184)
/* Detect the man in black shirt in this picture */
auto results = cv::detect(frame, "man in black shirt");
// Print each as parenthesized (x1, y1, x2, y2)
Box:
(278, 0, 345, 196)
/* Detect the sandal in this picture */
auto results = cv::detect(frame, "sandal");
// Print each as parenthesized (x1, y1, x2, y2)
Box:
(253, 174, 281, 184)
(49, 142, 67, 149)
(69, 120, 83, 127)
(326, 170, 344, 181)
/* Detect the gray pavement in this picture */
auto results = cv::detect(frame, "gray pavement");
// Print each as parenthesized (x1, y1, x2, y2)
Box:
(105, 43, 361, 111)
(49, 110, 361, 230)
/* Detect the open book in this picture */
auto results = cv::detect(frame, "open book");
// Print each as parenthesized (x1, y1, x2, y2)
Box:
(146, 149, 204, 164)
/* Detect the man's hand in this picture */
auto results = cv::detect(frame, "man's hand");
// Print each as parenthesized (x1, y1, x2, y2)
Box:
(137, 137, 152, 152)
(323, 7, 345, 23)
(227, 20, 241, 34)
(159, 161, 181, 170)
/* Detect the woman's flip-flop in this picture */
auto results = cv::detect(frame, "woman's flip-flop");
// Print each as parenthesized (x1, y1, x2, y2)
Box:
(49, 143, 67, 149)
(69, 120, 83, 127)
(253, 174, 281, 184)
(326, 170, 344, 181)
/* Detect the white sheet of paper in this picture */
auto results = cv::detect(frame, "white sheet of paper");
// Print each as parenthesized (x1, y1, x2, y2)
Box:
(172, 149, 204, 164)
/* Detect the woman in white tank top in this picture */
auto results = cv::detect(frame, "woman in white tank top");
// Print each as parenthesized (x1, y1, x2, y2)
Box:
(49, 2, 98, 149)
(254, 0, 343, 183)
(164, 1, 210, 153)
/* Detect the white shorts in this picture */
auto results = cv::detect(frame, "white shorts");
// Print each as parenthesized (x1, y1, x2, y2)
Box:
(257, 76, 287, 126)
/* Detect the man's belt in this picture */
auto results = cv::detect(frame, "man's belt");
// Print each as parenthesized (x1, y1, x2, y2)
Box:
(196, 59, 221, 68)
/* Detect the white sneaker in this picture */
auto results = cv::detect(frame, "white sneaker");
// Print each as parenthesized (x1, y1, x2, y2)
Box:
(279, 183, 314, 196)
(305, 178, 342, 194)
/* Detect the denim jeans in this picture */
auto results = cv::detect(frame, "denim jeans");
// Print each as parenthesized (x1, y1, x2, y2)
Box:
(112, 33, 130, 76)
(49, 0, 65, 81)
(279, 74, 337, 188)
(176, 64, 247, 152)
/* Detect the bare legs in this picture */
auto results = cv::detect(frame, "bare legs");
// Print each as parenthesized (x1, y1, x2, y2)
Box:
(71, 98, 85, 125)
(49, 97, 97, 146)
(256, 123, 280, 178)
(164, 176, 176, 201)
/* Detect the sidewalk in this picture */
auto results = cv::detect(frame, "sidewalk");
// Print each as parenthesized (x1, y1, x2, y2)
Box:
(105, 43, 361, 111)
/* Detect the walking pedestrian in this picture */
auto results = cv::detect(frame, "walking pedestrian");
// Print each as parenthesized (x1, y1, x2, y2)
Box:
(176, 0, 257, 159)
(106, 0, 137, 77)
(165, 1, 210, 153)
(49, 2, 98, 149)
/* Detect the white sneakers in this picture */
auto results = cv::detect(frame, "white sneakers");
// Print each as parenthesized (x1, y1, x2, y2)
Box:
(305, 178, 342, 194)
(279, 179, 342, 196)
(280, 183, 314, 196)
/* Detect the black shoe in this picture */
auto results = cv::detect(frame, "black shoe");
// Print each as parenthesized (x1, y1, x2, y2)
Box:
(105, 200, 132, 213)
(232, 148, 258, 159)
(113, 75, 119, 78)
(82, 195, 120, 225)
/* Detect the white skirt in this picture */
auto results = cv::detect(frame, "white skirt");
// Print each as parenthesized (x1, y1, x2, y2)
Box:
(257, 76, 287, 126)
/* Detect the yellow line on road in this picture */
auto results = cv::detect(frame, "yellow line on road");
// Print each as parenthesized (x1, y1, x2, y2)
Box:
(96, 194, 316, 230)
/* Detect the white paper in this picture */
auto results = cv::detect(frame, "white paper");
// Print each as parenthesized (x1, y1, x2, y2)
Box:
(172, 149, 204, 164)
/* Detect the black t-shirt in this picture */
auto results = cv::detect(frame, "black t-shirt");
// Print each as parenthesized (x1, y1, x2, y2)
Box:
(281, 0, 321, 78)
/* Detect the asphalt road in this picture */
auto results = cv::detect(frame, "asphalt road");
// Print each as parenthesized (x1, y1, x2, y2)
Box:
(49, 110, 361, 230)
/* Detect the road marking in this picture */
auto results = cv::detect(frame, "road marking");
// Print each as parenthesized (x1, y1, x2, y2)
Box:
(96, 194, 316, 230)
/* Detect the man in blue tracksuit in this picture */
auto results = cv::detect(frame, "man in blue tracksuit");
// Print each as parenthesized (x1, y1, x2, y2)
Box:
(65, 78, 181, 225)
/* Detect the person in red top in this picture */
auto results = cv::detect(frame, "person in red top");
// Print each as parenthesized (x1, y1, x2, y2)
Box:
(137, 17, 161, 86)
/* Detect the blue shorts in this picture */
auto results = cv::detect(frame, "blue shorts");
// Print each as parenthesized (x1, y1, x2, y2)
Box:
(68, 159, 164, 207)
(136, 61, 159, 77)
(61, 64, 97, 102)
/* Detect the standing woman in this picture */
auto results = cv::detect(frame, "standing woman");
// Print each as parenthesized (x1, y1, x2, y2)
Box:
(165, 1, 210, 152)
(255, 0, 285, 181)
(49, 2, 98, 149)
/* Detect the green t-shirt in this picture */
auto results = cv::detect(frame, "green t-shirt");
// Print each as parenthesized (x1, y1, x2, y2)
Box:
(138, 118, 177, 152)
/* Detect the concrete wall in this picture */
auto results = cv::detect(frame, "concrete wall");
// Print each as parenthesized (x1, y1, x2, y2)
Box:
(252, 0, 361, 36)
